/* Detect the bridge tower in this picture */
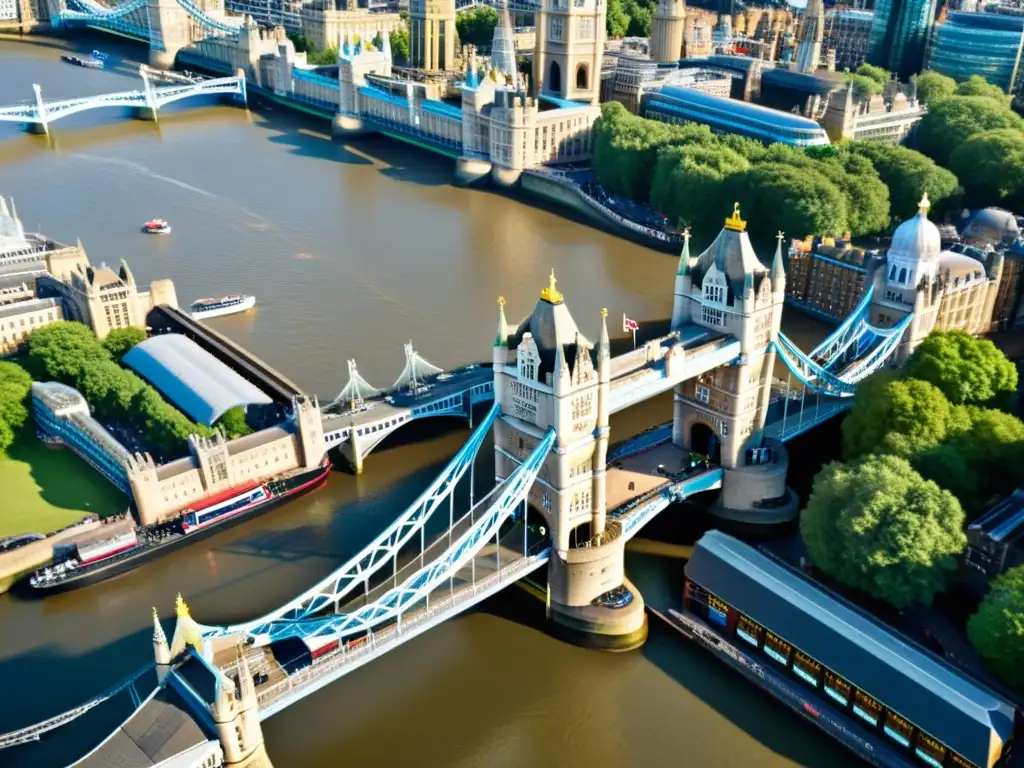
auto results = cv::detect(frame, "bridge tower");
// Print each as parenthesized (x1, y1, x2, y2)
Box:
(532, 0, 605, 104)
(211, 646, 273, 767)
(409, 0, 456, 71)
(152, 607, 171, 684)
(494, 274, 647, 650)
(671, 206, 798, 524)
(147, 0, 193, 69)
(650, 0, 686, 63)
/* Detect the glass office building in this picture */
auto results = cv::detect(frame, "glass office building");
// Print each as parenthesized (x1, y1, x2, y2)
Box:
(868, 0, 939, 79)
(930, 12, 1024, 95)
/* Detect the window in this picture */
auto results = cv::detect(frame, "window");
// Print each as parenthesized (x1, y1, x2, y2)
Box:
(575, 62, 589, 89)
(791, 650, 821, 688)
(706, 593, 729, 628)
(822, 669, 851, 707)
(762, 631, 791, 666)
(695, 385, 710, 404)
(577, 17, 594, 39)
(852, 689, 883, 728)
(549, 17, 564, 41)
(705, 284, 724, 303)
(884, 710, 914, 749)
(898, 267, 907, 284)
(915, 732, 947, 768)
(701, 306, 724, 326)
(735, 614, 763, 648)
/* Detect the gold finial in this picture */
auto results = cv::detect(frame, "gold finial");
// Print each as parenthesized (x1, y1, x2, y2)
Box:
(175, 593, 190, 619)
(497, 296, 505, 308)
(724, 202, 747, 232)
(683, 226, 691, 241)
(540, 269, 563, 304)
(918, 191, 931, 214)
(601, 307, 608, 318)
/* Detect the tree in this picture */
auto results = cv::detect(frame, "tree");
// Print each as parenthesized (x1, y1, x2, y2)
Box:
(28, 321, 107, 383)
(844, 72, 884, 103)
(721, 163, 848, 247)
(389, 28, 410, 66)
(905, 330, 1018, 409)
(855, 63, 889, 87)
(306, 46, 339, 66)
(955, 74, 1008, 102)
(914, 71, 956, 105)
(650, 143, 749, 240)
(916, 96, 1024, 167)
(947, 129, 1024, 212)
(948, 406, 1024, 505)
(102, 327, 147, 361)
(801, 455, 966, 609)
(371, 31, 383, 50)
(0, 418, 12, 454)
(622, 0, 654, 37)
(456, 6, 499, 48)
(605, 0, 630, 38)
(848, 141, 962, 223)
(913, 443, 980, 516)
(0, 360, 32, 432)
(286, 31, 313, 53)
(968, 565, 1024, 688)
(841, 373, 958, 460)
(214, 406, 251, 439)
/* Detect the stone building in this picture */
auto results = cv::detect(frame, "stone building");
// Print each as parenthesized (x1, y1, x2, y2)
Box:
(409, 0, 456, 71)
(794, 0, 824, 73)
(824, 8, 874, 71)
(650, 0, 686, 63)
(126, 395, 326, 525)
(300, 2, 403, 52)
(870, 194, 1001, 361)
(786, 235, 882, 321)
(533, 0, 605, 104)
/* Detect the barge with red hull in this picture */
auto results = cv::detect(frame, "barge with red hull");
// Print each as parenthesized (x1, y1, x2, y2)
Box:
(26, 458, 330, 594)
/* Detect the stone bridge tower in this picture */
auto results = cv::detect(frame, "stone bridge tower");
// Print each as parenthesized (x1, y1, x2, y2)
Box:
(650, 0, 686, 63)
(147, 0, 192, 69)
(493, 273, 646, 650)
(671, 208, 798, 524)
(533, 0, 605, 104)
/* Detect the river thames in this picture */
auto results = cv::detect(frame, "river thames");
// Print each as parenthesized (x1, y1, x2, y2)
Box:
(0, 35, 856, 767)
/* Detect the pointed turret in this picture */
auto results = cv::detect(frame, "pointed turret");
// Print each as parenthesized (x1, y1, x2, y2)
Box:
(672, 228, 692, 330)
(153, 607, 171, 677)
(553, 342, 570, 396)
(169, 593, 204, 659)
(771, 230, 786, 293)
(382, 28, 392, 62)
(494, 296, 509, 347)
(676, 228, 691, 276)
(598, 306, 610, 370)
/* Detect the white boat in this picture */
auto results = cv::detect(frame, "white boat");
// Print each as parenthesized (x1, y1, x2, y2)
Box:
(142, 218, 171, 235)
(190, 294, 256, 320)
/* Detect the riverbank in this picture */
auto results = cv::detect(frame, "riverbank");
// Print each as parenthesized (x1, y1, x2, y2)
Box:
(0, 433, 126, 539)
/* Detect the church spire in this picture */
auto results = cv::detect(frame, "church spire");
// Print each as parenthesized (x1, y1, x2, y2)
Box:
(494, 296, 509, 347)
(676, 228, 691, 276)
(771, 230, 786, 292)
(381, 28, 392, 62)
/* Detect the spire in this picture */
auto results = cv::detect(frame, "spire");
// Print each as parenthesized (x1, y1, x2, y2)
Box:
(153, 606, 168, 646)
(176, 593, 190, 618)
(553, 342, 570, 392)
(771, 230, 786, 290)
(540, 269, 563, 304)
(724, 202, 746, 232)
(918, 192, 931, 216)
(382, 28, 392, 62)
(598, 307, 610, 354)
(676, 228, 691, 276)
(494, 296, 509, 347)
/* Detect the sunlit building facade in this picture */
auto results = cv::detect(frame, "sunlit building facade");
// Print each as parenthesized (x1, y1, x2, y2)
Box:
(868, 0, 939, 79)
(929, 11, 1024, 95)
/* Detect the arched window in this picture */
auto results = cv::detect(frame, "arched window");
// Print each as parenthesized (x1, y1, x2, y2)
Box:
(889, 264, 897, 281)
(576, 63, 588, 90)
(549, 60, 562, 93)
(898, 267, 907, 284)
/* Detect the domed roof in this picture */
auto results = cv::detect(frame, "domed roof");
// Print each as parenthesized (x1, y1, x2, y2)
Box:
(962, 207, 1019, 248)
(889, 193, 941, 263)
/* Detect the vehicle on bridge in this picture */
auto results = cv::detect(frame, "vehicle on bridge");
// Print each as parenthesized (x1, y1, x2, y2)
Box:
(61, 53, 105, 69)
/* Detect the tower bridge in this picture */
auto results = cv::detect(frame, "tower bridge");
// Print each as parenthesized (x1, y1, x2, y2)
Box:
(7, 204, 910, 767)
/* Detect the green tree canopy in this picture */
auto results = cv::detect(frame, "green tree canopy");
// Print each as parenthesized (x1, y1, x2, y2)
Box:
(801, 455, 966, 608)
(0, 360, 32, 433)
(949, 406, 1024, 504)
(947, 129, 1024, 212)
(28, 321, 108, 383)
(605, 0, 630, 37)
(905, 330, 1018, 409)
(306, 45, 339, 66)
(916, 96, 1024, 167)
(844, 72, 884, 103)
(622, 0, 654, 37)
(914, 71, 957, 105)
(722, 162, 848, 247)
(912, 443, 979, 514)
(842, 373, 961, 460)
(955, 74, 1008, 102)
(456, 6, 499, 48)
(855, 63, 889, 86)
(214, 406, 252, 439)
(650, 143, 749, 239)
(0, 418, 12, 454)
(102, 327, 147, 361)
(389, 28, 410, 66)
(847, 141, 962, 223)
(967, 565, 1024, 688)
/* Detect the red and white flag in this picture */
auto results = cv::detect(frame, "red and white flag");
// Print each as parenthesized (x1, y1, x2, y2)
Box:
(623, 315, 639, 333)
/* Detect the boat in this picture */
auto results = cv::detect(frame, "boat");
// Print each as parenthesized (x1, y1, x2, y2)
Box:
(190, 294, 256, 320)
(61, 53, 105, 69)
(25, 457, 330, 594)
(142, 219, 171, 235)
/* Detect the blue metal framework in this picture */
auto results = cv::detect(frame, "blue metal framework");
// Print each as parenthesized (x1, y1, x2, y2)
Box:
(197, 404, 501, 640)
(54, 0, 245, 47)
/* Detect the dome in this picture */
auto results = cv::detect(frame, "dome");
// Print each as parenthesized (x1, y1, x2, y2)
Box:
(961, 207, 1019, 248)
(889, 193, 941, 263)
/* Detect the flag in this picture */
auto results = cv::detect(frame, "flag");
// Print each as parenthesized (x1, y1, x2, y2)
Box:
(623, 315, 639, 333)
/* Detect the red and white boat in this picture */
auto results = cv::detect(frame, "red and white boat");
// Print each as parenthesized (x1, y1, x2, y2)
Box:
(180, 481, 270, 533)
(142, 219, 171, 235)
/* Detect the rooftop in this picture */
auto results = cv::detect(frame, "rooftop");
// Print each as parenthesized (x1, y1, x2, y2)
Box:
(686, 531, 1017, 768)
(971, 489, 1024, 546)
(123, 334, 274, 426)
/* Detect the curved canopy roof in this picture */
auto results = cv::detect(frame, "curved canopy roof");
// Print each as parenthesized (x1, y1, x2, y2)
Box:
(123, 334, 273, 426)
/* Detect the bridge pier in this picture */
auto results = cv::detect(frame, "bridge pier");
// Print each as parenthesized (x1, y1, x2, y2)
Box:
(331, 112, 371, 139)
(711, 438, 798, 525)
(24, 121, 48, 135)
(454, 156, 493, 188)
(132, 106, 159, 121)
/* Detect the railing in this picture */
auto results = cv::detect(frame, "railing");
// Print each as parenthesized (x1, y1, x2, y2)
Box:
(0, 663, 153, 749)
(256, 550, 547, 710)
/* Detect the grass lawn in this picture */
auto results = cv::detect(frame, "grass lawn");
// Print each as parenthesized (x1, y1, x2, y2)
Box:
(0, 433, 127, 538)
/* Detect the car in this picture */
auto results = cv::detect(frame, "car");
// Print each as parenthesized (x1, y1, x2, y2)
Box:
(252, 671, 269, 686)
